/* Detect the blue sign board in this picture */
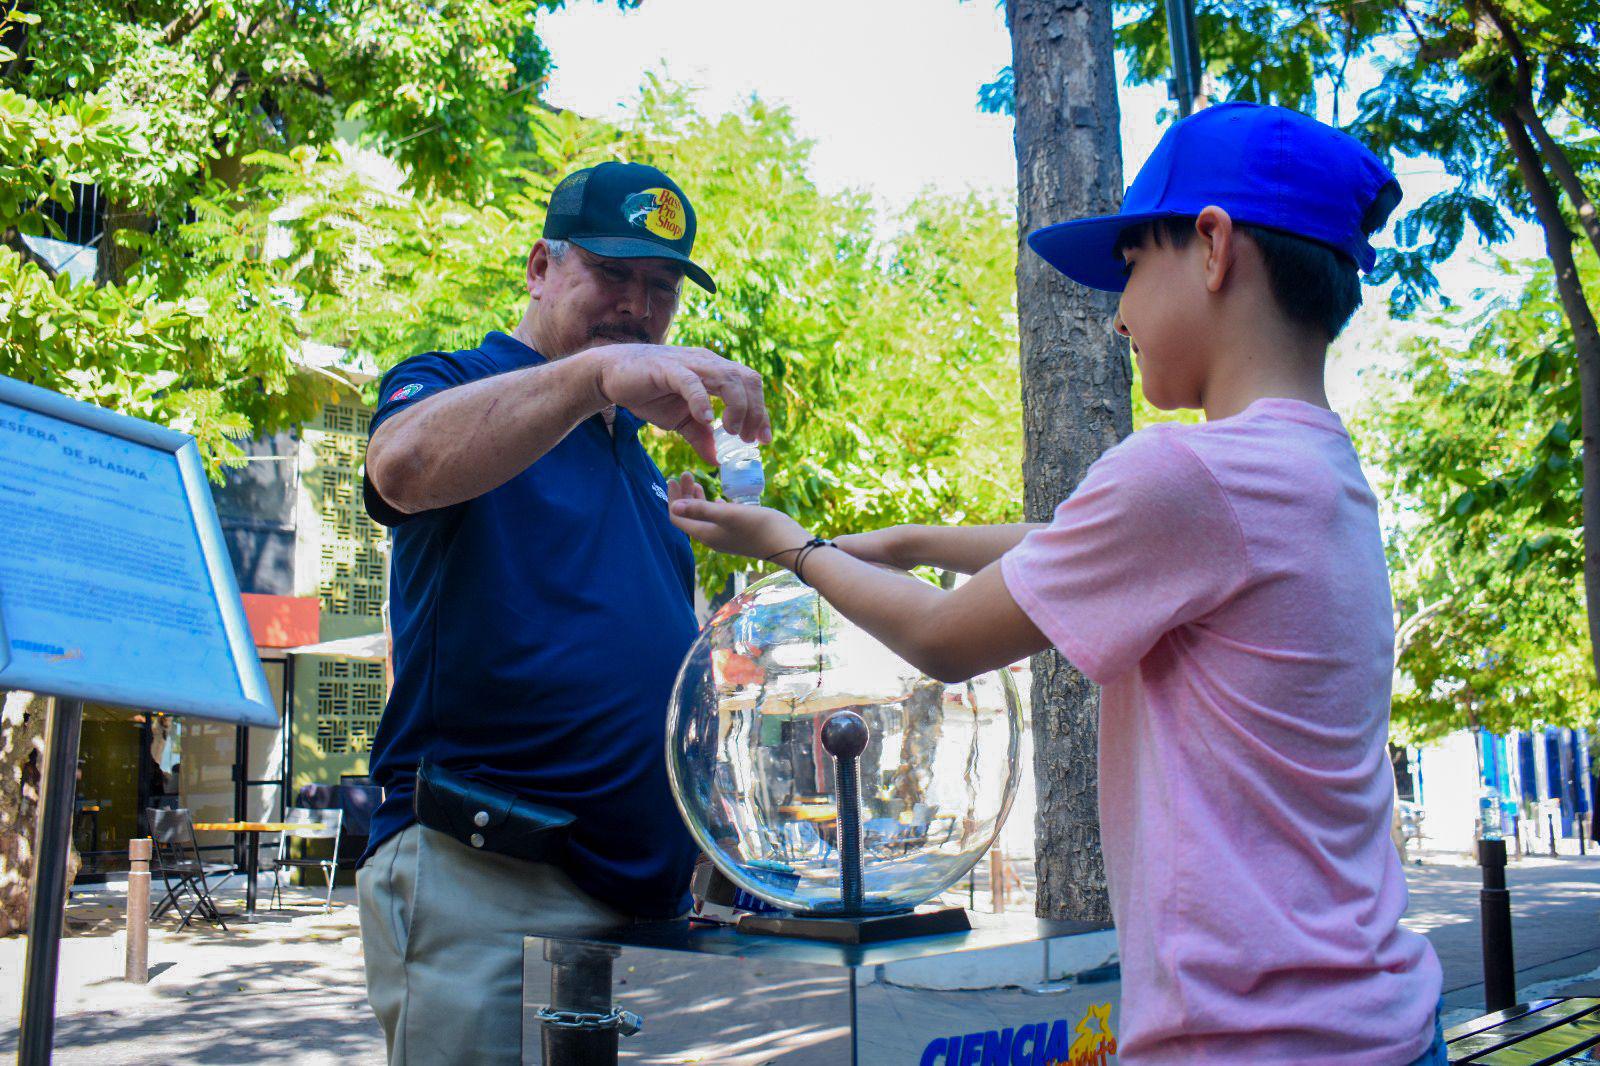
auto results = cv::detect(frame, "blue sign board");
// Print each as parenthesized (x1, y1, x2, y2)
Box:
(0, 373, 275, 727)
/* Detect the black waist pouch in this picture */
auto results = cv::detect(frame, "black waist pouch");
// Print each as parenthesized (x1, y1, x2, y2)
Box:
(413, 758, 575, 864)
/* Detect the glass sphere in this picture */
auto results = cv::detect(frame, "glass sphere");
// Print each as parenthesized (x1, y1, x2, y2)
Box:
(667, 571, 1022, 915)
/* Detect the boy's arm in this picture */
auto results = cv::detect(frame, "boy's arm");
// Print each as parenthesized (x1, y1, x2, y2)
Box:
(798, 550, 1049, 682)
(665, 492, 1050, 682)
(834, 523, 1045, 575)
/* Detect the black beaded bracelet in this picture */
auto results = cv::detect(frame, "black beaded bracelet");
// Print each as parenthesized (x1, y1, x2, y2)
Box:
(763, 537, 836, 586)
(793, 537, 836, 586)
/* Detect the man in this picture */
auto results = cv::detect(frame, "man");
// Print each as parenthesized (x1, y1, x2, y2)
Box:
(357, 161, 769, 1065)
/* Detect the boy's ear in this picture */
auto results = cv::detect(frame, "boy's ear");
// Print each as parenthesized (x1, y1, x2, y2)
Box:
(1193, 206, 1236, 294)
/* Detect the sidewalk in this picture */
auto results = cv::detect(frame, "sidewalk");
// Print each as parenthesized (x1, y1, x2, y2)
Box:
(0, 876, 382, 1065)
(1403, 849, 1600, 1026)
(1, 850, 1598, 1062)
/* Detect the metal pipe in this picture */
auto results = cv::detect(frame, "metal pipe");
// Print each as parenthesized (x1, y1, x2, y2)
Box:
(542, 940, 621, 1065)
(1478, 838, 1516, 1013)
(19, 698, 85, 1066)
(834, 751, 864, 913)
(1163, 0, 1204, 118)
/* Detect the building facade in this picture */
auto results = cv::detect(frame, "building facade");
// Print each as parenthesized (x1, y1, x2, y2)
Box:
(73, 383, 390, 875)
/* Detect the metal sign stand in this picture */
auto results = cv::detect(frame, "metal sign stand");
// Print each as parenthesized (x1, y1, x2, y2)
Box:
(18, 698, 84, 1066)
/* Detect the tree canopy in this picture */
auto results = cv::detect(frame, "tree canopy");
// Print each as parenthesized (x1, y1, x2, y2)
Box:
(1358, 253, 1598, 741)
(253, 80, 1033, 592)
(0, 0, 627, 467)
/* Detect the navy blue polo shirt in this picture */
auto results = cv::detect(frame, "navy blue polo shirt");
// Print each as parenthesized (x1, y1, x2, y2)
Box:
(359, 330, 701, 919)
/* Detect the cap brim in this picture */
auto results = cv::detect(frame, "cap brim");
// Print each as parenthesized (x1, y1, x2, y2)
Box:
(1026, 211, 1182, 293)
(570, 235, 717, 294)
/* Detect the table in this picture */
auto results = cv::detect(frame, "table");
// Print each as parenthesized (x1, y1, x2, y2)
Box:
(72, 800, 104, 882)
(523, 913, 1119, 1064)
(777, 804, 837, 823)
(193, 821, 296, 916)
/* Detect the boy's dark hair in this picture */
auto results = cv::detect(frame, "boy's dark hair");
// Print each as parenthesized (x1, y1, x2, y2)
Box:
(1112, 217, 1363, 341)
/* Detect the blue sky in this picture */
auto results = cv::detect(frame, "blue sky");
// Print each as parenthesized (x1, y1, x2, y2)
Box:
(538, 0, 1542, 411)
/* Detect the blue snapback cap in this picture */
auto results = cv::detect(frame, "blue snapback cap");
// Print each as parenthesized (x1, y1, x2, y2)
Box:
(1027, 101, 1403, 292)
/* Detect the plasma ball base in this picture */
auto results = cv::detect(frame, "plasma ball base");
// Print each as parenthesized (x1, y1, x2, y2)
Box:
(736, 904, 972, 945)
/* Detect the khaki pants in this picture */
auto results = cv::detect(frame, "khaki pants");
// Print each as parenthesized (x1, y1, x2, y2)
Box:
(358, 824, 626, 1066)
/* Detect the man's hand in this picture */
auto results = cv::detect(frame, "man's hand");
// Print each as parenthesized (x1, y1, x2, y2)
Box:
(832, 527, 911, 570)
(668, 496, 810, 562)
(584, 343, 771, 465)
(666, 472, 707, 507)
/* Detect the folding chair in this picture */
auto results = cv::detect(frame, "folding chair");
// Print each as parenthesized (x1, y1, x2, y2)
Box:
(269, 807, 343, 912)
(145, 808, 232, 931)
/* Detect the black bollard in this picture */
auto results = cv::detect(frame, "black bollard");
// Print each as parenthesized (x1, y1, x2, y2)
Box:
(541, 940, 624, 1065)
(1478, 838, 1516, 1013)
(821, 710, 868, 914)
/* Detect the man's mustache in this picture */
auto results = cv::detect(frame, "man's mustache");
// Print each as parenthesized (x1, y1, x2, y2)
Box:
(587, 322, 650, 343)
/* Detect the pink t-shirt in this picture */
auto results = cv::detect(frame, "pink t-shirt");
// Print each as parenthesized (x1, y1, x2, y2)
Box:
(1001, 398, 1441, 1065)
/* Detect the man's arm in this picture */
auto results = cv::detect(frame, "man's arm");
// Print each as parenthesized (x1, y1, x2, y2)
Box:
(833, 523, 1045, 575)
(369, 353, 601, 515)
(370, 343, 769, 516)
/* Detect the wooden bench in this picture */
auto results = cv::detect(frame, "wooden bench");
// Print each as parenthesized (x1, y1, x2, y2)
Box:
(1449, 999, 1600, 1063)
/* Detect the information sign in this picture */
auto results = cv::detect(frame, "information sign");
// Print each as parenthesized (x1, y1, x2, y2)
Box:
(0, 373, 274, 727)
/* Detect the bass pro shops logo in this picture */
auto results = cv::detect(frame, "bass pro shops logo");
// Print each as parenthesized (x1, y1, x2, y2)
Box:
(919, 1003, 1117, 1066)
(622, 188, 687, 241)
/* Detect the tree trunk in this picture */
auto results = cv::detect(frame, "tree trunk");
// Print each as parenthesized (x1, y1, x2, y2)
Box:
(1007, 0, 1130, 922)
(1495, 107, 1600, 683)
(1479, 0, 1600, 260)
(1516, 103, 1600, 262)
(94, 199, 147, 288)
(0, 691, 80, 937)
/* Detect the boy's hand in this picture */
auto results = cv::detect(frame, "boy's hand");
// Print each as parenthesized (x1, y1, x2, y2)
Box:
(833, 527, 910, 570)
(669, 496, 810, 562)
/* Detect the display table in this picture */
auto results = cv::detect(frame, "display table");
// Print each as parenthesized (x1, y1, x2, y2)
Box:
(522, 912, 1122, 1065)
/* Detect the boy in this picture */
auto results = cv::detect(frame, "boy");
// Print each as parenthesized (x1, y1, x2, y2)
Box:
(667, 102, 1446, 1064)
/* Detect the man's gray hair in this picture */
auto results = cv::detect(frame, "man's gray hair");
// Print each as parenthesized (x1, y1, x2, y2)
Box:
(544, 238, 571, 261)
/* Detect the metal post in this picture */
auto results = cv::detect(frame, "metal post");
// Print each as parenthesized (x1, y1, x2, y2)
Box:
(1163, 0, 1204, 117)
(233, 723, 249, 871)
(820, 712, 867, 915)
(1478, 838, 1516, 1013)
(19, 697, 84, 1066)
(542, 941, 622, 1065)
(125, 838, 150, 983)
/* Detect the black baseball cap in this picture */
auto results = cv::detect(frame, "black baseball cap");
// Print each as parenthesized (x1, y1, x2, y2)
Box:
(542, 161, 716, 294)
